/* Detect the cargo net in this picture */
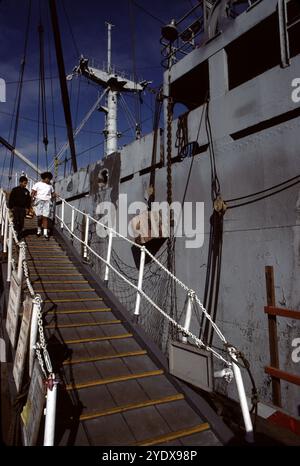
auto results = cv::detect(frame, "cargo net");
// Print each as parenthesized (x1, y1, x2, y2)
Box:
(55, 199, 231, 366)
(108, 243, 178, 354)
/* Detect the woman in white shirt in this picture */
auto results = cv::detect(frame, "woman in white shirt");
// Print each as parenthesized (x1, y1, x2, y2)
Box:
(31, 172, 56, 240)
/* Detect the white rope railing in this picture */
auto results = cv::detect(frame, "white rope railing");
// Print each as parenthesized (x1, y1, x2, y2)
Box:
(0, 189, 57, 446)
(56, 197, 229, 361)
(56, 196, 254, 442)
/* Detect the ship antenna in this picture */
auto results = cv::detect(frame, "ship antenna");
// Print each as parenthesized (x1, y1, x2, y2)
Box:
(106, 21, 114, 74)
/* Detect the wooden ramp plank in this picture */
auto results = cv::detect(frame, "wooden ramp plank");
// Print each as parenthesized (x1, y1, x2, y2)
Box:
(23, 225, 222, 447)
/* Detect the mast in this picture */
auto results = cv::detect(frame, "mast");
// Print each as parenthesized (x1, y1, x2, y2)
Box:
(71, 23, 149, 158)
(105, 22, 118, 156)
(48, 0, 78, 173)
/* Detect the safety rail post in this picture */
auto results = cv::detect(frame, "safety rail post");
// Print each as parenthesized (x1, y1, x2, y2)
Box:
(17, 241, 24, 283)
(71, 206, 75, 236)
(134, 246, 146, 317)
(60, 200, 65, 229)
(182, 290, 194, 343)
(3, 209, 8, 252)
(0, 191, 3, 226)
(83, 214, 90, 259)
(1, 200, 5, 236)
(29, 298, 40, 376)
(104, 229, 113, 285)
(7, 223, 13, 282)
(228, 346, 254, 443)
(43, 373, 58, 446)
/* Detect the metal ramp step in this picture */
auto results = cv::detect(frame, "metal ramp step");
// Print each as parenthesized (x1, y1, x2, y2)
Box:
(23, 229, 223, 446)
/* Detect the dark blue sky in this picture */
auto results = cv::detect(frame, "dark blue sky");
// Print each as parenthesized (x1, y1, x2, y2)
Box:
(0, 0, 191, 182)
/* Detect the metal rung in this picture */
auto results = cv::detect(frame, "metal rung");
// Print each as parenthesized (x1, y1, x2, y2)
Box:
(35, 288, 94, 293)
(28, 267, 77, 270)
(65, 333, 133, 345)
(66, 369, 163, 391)
(63, 350, 147, 366)
(136, 423, 210, 446)
(44, 297, 103, 303)
(46, 319, 121, 329)
(46, 308, 111, 315)
(30, 274, 82, 277)
(80, 393, 184, 421)
(34, 281, 88, 284)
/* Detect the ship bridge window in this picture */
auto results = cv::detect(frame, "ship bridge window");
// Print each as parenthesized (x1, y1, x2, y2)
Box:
(226, 13, 281, 90)
(170, 60, 209, 110)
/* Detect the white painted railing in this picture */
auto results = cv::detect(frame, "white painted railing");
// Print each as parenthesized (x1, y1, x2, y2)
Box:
(0, 189, 57, 446)
(56, 196, 254, 442)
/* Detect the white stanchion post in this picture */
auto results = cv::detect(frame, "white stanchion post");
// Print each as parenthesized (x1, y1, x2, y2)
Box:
(134, 246, 146, 317)
(17, 243, 24, 282)
(60, 201, 65, 230)
(228, 347, 254, 443)
(29, 299, 39, 377)
(7, 224, 13, 282)
(182, 291, 194, 343)
(83, 214, 90, 258)
(3, 209, 8, 253)
(43, 374, 58, 446)
(71, 206, 75, 235)
(0, 192, 3, 226)
(1, 201, 5, 236)
(104, 229, 113, 284)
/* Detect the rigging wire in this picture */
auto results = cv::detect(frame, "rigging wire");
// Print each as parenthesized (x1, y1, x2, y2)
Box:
(74, 76, 82, 129)
(36, 77, 41, 177)
(47, 11, 58, 162)
(199, 98, 224, 346)
(206, 100, 220, 202)
(0, 110, 102, 135)
(227, 180, 300, 209)
(7, 0, 32, 187)
(131, 0, 165, 25)
(61, 0, 80, 58)
(119, 93, 137, 137)
(128, 0, 141, 137)
(225, 174, 300, 208)
(38, 18, 49, 167)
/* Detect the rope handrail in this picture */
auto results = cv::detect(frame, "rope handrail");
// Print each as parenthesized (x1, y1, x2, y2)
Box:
(56, 196, 231, 366)
(0, 190, 53, 378)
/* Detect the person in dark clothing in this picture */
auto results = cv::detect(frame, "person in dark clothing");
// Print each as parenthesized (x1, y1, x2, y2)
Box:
(8, 176, 31, 240)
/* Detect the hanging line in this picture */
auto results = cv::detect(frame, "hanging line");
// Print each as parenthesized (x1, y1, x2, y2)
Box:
(8, 0, 32, 187)
(47, 10, 58, 177)
(38, 16, 49, 169)
(129, 0, 142, 138)
(199, 98, 224, 345)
